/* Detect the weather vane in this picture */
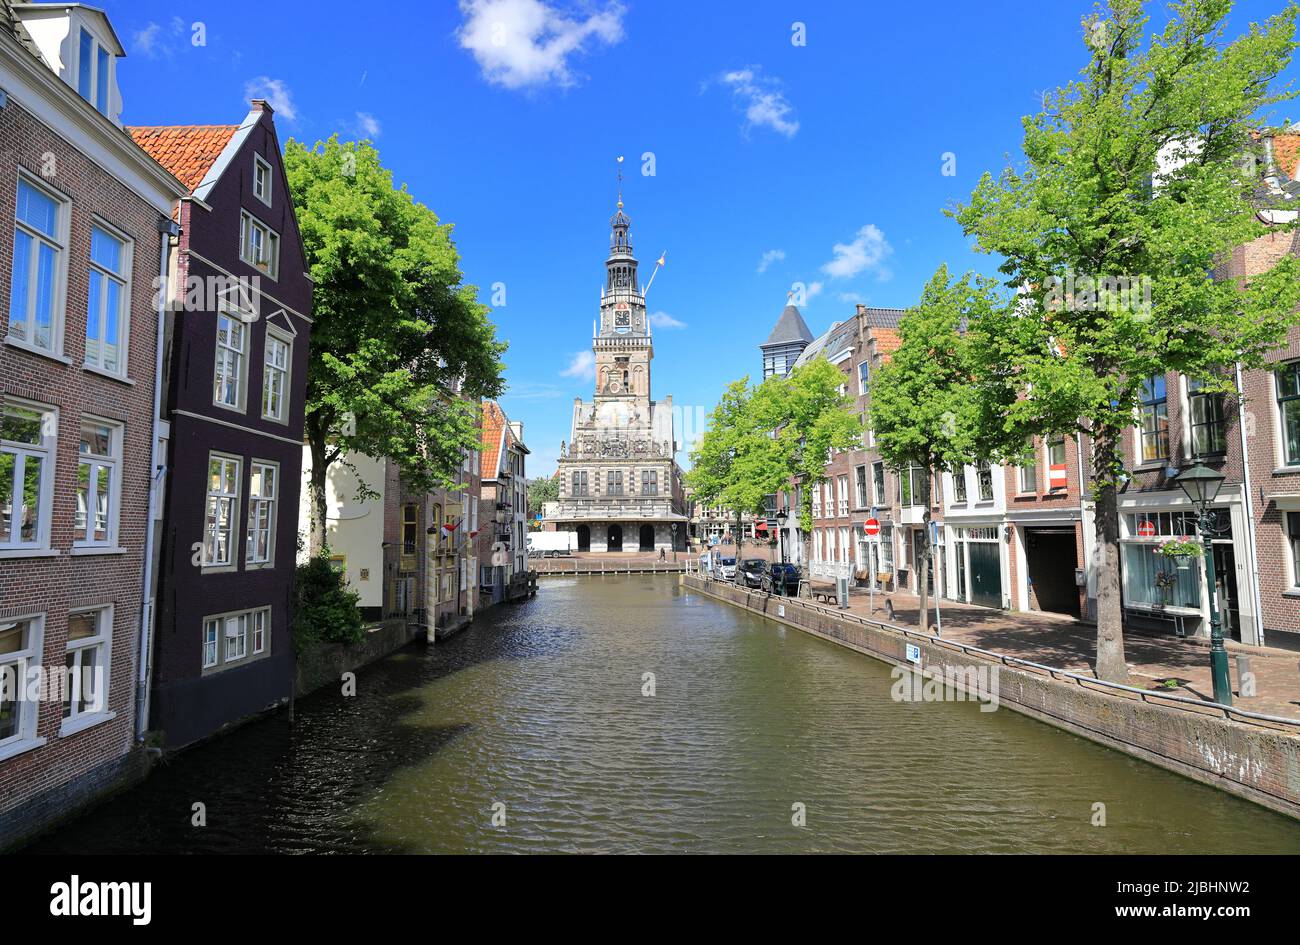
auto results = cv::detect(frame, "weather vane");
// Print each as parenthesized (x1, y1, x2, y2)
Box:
(616, 154, 624, 209)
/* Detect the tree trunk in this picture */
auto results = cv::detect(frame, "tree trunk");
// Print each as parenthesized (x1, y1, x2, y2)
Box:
(1092, 426, 1129, 684)
(307, 433, 330, 557)
(917, 471, 931, 633)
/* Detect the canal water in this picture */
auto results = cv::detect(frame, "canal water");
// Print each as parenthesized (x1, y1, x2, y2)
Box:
(26, 576, 1300, 853)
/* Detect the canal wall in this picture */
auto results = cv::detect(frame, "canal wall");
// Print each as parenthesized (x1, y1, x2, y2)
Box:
(684, 576, 1300, 821)
(295, 617, 417, 697)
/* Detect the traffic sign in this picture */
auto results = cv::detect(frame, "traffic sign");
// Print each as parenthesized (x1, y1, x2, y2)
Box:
(864, 517, 880, 536)
(1137, 520, 1156, 538)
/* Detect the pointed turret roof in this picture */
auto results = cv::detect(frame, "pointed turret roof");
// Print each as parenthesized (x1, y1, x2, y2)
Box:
(762, 303, 814, 348)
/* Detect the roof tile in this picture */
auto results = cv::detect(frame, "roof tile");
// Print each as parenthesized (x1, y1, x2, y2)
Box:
(127, 125, 239, 192)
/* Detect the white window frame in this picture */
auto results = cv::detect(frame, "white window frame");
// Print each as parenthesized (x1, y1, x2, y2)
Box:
(252, 153, 273, 207)
(261, 327, 291, 423)
(203, 453, 242, 570)
(75, 25, 114, 117)
(61, 605, 113, 734)
(253, 608, 268, 654)
(83, 219, 132, 378)
(1018, 446, 1038, 495)
(0, 612, 45, 759)
(245, 459, 278, 567)
(239, 211, 279, 280)
(837, 474, 849, 516)
(213, 312, 248, 411)
(202, 619, 218, 669)
(7, 171, 70, 357)
(74, 416, 123, 549)
(857, 360, 870, 395)
(0, 397, 57, 553)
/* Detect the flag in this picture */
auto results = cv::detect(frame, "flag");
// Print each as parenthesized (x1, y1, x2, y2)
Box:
(656, 252, 666, 267)
(442, 517, 461, 534)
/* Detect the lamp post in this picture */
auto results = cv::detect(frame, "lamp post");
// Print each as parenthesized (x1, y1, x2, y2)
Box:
(1172, 463, 1232, 706)
(671, 522, 678, 562)
(776, 507, 789, 564)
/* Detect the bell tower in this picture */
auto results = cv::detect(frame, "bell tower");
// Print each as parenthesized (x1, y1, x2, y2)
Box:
(594, 159, 652, 403)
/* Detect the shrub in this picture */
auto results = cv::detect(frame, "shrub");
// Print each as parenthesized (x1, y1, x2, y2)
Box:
(293, 555, 364, 653)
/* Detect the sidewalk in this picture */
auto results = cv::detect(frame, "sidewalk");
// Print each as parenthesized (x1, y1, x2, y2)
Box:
(816, 584, 1300, 720)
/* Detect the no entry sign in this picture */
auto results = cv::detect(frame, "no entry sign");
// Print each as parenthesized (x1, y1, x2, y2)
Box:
(864, 518, 880, 536)
(1137, 520, 1156, 538)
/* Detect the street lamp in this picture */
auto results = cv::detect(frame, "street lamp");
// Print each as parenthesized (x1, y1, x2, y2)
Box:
(671, 522, 678, 562)
(776, 507, 789, 564)
(1172, 463, 1231, 706)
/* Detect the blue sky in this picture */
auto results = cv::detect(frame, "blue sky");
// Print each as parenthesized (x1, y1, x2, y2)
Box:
(104, 0, 1299, 477)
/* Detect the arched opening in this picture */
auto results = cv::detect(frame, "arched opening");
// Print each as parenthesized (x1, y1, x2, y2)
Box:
(639, 523, 655, 551)
(576, 524, 591, 552)
(607, 524, 623, 552)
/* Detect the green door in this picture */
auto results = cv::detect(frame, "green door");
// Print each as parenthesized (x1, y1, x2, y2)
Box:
(968, 543, 1002, 609)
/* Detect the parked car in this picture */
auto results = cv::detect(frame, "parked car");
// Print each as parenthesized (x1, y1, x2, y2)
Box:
(738, 558, 768, 588)
(763, 562, 801, 596)
(719, 557, 737, 581)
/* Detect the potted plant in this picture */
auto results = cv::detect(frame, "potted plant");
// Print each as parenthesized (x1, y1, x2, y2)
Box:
(1159, 536, 1203, 569)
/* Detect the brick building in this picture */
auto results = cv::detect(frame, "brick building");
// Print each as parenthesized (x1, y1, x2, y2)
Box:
(0, 2, 187, 846)
(129, 102, 313, 749)
(477, 399, 528, 606)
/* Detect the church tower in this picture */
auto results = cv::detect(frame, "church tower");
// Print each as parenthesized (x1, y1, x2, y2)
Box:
(594, 183, 652, 402)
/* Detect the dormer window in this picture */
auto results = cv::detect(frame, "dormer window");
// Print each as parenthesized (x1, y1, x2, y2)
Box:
(253, 154, 272, 207)
(76, 27, 111, 117)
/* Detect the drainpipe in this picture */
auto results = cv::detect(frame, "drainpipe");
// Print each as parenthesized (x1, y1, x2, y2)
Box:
(1235, 362, 1265, 647)
(136, 217, 179, 741)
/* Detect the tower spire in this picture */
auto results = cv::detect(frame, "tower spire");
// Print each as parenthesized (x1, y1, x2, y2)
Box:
(616, 154, 624, 210)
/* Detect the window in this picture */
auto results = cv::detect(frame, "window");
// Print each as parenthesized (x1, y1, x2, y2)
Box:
(85, 224, 128, 375)
(880, 525, 894, 570)
(854, 465, 868, 509)
(75, 28, 112, 117)
(1187, 379, 1227, 457)
(203, 455, 241, 567)
(1139, 375, 1169, 462)
(812, 483, 822, 518)
(253, 153, 273, 206)
(246, 462, 277, 565)
(607, 470, 623, 495)
(401, 503, 418, 557)
(1123, 544, 1199, 608)
(1279, 361, 1300, 466)
(75, 419, 120, 547)
(641, 469, 657, 495)
(857, 360, 870, 395)
(201, 609, 268, 671)
(837, 474, 849, 516)
(262, 331, 290, 421)
(239, 211, 279, 278)
(63, 608, 110, 724)
(1047, 435, 1066, 467)
(1018, 442, 1038, 494)
(571, 470, 588, 496)
(202, 620, 218, 669)
(227, 614, 247, 661)
(0, 615, 42, 749)
(1287, 511, 1300, 588)
(214, 314, 246, 409)
(1, 399, 54, 550)
(953, 467, 968, 503)
(900, 464, 926, 506)
(976, 461, 994, 502)
(872, 462, 885, 507)
(253, 609, 267, 654)
(8, 176, 66, 353)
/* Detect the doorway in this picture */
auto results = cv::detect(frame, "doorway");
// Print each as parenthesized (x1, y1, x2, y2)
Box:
(968, 542, 1002, 609)
(576, 524, 590, 552)
(1024, 528, 1081, 617)
(607, 524, 623, 552)
(639, 524, 655, 551)
(1212, 543, 1241, 641)
(911, 530, 934, 596)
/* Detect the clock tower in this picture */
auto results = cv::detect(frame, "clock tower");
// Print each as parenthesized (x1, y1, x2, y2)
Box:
(594, 191, 652, 401)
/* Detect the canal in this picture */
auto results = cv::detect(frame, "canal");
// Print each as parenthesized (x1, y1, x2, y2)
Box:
(26, 576, 1300, 853)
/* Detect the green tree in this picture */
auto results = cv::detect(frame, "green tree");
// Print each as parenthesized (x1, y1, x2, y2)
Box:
(686, 378, 772, 547)
(751, 358, 864, 577)
(953, 0, 1300, 681)
(527, 475, 560, 526)
(284, 136, 507, 553)
(869, 266, 995, 631)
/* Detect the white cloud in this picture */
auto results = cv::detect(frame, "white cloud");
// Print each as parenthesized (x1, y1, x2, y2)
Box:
(837, 291, 864, 304)
(132, 23, 162, 57)
(806, 281, 824, 301)
(757, 249, 785, 273)
(561, 350, 596, 380)
(132, 18, 189, 59)
(456, 0, 625, 90)
(821, 224, 892, 281)
(718, 67, 799, 138)
(355, 112, 382, 138)
(244, 76, 298, 120)
(649, 311, 686, 329)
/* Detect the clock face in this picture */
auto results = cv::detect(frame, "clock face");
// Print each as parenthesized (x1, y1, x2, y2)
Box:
(614, 306, 631, 333)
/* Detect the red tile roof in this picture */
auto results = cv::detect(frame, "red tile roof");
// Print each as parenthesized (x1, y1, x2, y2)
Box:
(1271, 133, 1300, 180)
(871, 327, 902, 362)
(480, 400, 506, 481)
(127, 125, 239, 192)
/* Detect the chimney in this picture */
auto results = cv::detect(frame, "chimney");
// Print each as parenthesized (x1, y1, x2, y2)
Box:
(251, 98, 274, 114)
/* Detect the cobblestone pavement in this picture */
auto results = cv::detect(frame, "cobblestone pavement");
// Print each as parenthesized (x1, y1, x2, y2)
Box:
(809, 583, 1300, 721)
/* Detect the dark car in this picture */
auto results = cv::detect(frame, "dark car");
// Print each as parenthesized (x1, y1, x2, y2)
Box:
(738, 558, 768, 588)
(763, 562, 801, 596)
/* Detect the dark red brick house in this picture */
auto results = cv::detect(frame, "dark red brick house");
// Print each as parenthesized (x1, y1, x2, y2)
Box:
(129, 102, 312, 749)
(0, 2, 187, 847)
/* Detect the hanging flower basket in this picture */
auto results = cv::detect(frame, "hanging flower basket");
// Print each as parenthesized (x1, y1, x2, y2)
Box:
(1159, 537, 1203, 559)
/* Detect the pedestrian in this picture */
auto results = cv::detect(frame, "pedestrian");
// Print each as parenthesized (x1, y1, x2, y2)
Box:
(659, 547, 666, 562)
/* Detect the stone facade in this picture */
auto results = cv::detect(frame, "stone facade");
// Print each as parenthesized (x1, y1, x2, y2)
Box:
(546, 190, 686, 552)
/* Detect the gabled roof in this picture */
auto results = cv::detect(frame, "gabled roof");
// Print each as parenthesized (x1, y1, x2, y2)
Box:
(480, 400, 506, 481)
(0, 1, 42, 61)
(870, 327, 902, 361)
(762, 303, 814, 348)
(127, 125, 238, 192)
(856, 306, 907, 329)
